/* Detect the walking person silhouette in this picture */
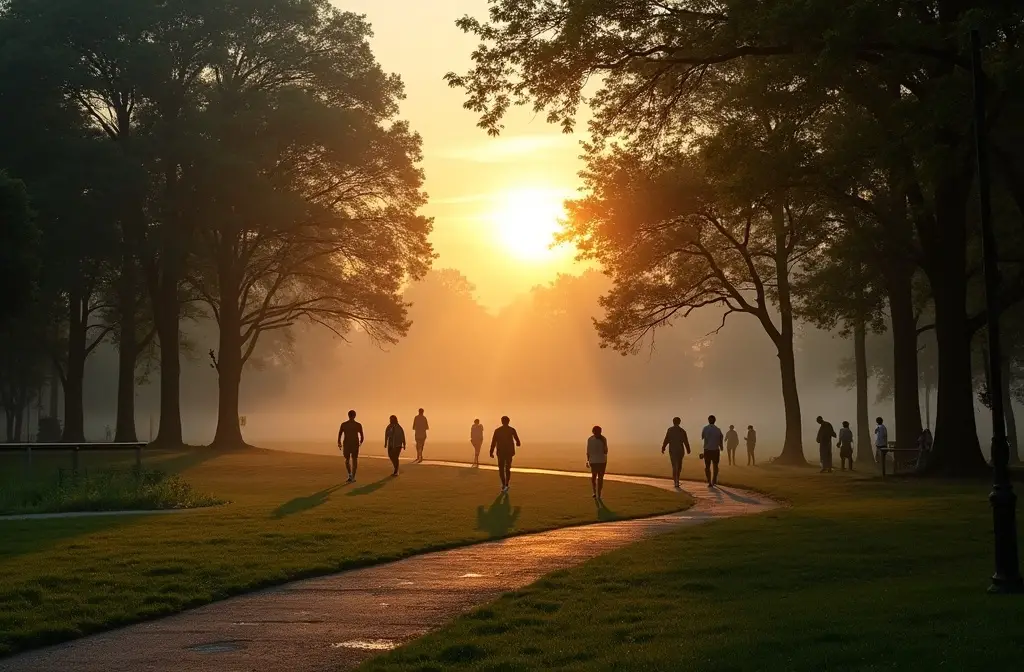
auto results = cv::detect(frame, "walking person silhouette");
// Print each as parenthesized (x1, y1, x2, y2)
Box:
(490, 416, 521, 493)
(337, 410, 364, 483)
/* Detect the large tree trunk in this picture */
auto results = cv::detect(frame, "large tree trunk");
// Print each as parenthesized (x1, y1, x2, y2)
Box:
(114, 260, 139, 443)
(61, 291, 87, 443)
(770, 203, 805, 465)
(775, 341, 806, 464)
(883, 260, 922, 455)
(153, 277, 183, 447)
(211, 259, 245, 448)
(925, 252, 988, 475)
(853, 316, 873, 462)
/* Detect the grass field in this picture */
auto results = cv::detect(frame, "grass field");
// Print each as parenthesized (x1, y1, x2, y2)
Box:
(360, 461, 1022, 671)
(0, 447, 689, 657)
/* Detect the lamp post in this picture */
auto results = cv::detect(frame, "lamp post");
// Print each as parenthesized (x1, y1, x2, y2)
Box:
(971, 29, 1023, 594)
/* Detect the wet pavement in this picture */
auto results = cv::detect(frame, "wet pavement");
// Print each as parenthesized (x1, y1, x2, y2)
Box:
(0, 461, 776, 672)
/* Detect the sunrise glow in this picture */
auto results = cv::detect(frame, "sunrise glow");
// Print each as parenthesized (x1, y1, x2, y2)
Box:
(489, 188, 573, 263)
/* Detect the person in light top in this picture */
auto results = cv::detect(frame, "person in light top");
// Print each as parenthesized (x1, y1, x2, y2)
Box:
(838, 421, 855, 471)
(700, 415, 724, 488)
(587, 425, 609, 501)
(412, 408, 429, 462)
(874, 417, 889, 464)
(470, 419, 485, 466)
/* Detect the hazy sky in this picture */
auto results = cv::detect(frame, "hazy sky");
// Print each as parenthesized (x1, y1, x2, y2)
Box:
(335, 0, 588, 309)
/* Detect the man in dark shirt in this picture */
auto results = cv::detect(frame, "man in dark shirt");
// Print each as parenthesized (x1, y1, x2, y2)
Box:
(815, 415, 836, 474)
(337, 410, 364, 483)
(661, 417, 691, 490)
(490, 415, 521, 493)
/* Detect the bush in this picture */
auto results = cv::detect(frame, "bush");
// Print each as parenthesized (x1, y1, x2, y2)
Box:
(0, 469, 223, 515)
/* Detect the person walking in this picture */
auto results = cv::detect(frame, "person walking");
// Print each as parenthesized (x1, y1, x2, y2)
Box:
(489, 416, 521, 493)
(337, 410, 364, 483)
(385, 415, 406, 476)
(470, 419, 484, 466)
(725, 425, 740, 466)
(700, 415, 724, 488)
(661, 417, 691, 490)
(838, 421, 854, 471)
(412, 408, 429, 462)
(816, 416, 837, 473)
(745, 425, 757, 466)
(874, 417, 889, 465)
(587, 425, 609, 501)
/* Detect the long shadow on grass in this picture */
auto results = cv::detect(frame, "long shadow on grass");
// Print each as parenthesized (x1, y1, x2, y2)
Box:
(597, 501, 618, 521)
(476, 493, 521, 537)
(346, 476, 394, 497)
(272, 484, 346, 518)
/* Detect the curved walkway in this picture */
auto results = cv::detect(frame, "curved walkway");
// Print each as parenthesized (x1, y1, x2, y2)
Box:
(0, 461, 777, 672)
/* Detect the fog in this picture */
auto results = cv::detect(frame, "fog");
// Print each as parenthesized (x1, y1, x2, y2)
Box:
(63, 268, 1008, 457)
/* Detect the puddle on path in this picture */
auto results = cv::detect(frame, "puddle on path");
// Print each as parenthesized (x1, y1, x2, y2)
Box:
(331, 639, 397, 651)
(188, 641, 243, 654)
(460, 573, 484, 578)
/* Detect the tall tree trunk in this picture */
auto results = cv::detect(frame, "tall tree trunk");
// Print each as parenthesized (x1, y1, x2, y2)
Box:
(769, 201, 805, 464)
(926, 262, 988, 475)
(776, 340, 805, 464)
(61, 292, 87, 443)
(153, 277, 182, 448)
(883, 260, 922, 454)
(853, 316, 873, 462)
(114, 260, 139, 443)
(211, 257, 245, 448)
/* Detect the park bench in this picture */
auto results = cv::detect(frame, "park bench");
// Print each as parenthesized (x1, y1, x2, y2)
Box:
(877, 441, 923, 477)
(0, 442, 148, 476)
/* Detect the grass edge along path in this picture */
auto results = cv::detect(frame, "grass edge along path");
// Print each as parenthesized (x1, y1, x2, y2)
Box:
(0, 448, 691, 658)
(361, 468, 1020, 672)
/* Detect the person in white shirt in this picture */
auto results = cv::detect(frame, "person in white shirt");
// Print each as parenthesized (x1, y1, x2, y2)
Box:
(412, 408, 429, 462)
(586, 425, 609, 501)
(470, 419, 485, 466)
(700, 415, 724, 488)
(874, 417, 889, 465)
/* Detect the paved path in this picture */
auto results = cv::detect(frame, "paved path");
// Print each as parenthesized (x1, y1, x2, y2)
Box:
(0, 461, 777, 672)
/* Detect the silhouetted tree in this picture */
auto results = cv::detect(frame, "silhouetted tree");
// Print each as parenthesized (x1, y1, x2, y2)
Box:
(447, 0, 1024, 474)
(187, 3, 432, 447)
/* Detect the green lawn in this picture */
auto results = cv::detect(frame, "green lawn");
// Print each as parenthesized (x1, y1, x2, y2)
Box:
(0, 447, 689, 657)
(362, 464, 1022, 671)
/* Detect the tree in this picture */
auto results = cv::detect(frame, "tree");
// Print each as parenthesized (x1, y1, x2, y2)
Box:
(566, 147, 821, 463)
(187, 2, 432, 448)
(0, 173, 39, 327)
(448, 0, 1024, 475)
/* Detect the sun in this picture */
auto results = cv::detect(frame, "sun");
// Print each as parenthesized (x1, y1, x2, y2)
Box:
(490, 188, 571, 262)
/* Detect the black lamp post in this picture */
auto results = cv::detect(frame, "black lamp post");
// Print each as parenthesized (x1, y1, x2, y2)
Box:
(970, 29, 1024, 594)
